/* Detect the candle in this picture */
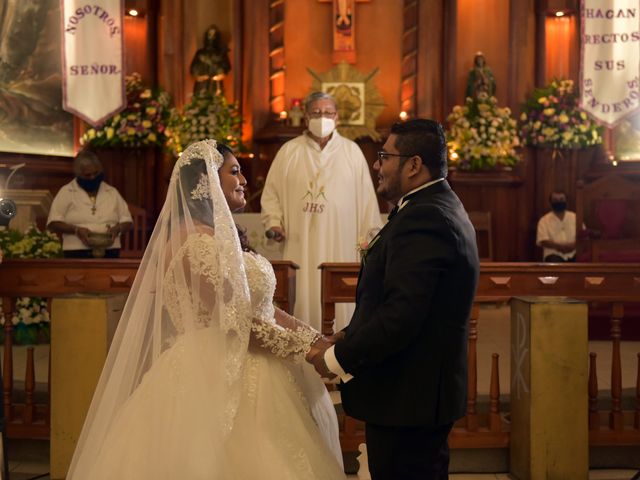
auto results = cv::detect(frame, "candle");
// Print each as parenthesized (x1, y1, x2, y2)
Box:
(399, 111, 408, 121)
(279, 111, 288, 121)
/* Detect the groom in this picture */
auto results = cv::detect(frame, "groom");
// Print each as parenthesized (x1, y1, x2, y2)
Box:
(310, 119, 480, 479)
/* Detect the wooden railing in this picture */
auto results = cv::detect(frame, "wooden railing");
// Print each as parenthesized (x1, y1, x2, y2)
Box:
(0, 258, 298, 440)
(320, 262, 640, 451)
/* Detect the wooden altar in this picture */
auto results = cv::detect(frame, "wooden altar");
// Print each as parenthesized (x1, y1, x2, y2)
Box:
(2, 189, 52, 232)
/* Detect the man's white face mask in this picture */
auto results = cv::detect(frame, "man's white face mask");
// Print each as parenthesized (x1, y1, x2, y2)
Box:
(308, 117, 336, 139)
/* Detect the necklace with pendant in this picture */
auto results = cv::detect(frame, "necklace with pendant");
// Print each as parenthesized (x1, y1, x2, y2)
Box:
(89, 194, 97, 215)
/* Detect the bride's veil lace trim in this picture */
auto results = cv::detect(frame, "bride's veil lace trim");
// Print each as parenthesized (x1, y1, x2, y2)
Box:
(67, 139, 252, 478)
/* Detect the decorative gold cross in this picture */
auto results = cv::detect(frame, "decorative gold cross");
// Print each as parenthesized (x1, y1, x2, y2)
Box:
(318, 0, 371, 64)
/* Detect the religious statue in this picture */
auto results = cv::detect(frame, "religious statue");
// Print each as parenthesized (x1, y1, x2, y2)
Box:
(465, 52, 496, 99)
(190, 25, 231, 95)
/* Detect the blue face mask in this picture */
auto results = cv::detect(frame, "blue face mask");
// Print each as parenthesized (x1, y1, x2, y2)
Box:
(77, 172, 104, 192)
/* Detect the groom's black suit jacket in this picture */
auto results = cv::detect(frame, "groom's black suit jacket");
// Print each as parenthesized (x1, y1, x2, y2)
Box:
(335, 179, 479, 427)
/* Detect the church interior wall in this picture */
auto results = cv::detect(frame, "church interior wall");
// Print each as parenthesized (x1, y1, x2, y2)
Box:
(2, 0, 640, 261)
(455, 0, 511, 109)
(283, 0, 403, 126)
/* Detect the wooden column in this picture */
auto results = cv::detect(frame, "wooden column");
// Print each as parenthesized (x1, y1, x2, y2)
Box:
(50, 295, 126, 480)
(510, 296, 588, 480)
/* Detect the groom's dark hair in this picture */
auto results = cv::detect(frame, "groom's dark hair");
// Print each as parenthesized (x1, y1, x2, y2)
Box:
(390, 119, 447, 179)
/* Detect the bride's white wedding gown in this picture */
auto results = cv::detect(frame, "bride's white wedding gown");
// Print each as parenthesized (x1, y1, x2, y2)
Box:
(74, 234, 346, 479)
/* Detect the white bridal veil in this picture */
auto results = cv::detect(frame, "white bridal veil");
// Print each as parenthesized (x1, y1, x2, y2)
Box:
(67, 140, 252, 478)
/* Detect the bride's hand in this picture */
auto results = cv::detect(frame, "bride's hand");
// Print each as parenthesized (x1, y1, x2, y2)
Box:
(305, 336, 332, 363)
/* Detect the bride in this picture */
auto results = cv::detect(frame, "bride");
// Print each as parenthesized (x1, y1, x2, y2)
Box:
(67, 140, 346, 479)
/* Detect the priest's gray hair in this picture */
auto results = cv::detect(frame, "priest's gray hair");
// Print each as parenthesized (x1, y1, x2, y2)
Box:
(73, 150, 103, 175)
(304, 91, 337, 112)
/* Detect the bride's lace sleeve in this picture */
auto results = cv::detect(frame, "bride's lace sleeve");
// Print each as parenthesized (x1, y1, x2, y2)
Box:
(250, 308, 321, 363)
(244, 253, 320, 363)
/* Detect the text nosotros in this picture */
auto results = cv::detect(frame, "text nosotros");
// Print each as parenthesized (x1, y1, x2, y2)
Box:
(65, 5, 121, 38)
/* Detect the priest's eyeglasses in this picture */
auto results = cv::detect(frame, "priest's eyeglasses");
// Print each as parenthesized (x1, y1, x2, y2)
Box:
(377, 151, 414, 161)
(308, 110, 337, 119)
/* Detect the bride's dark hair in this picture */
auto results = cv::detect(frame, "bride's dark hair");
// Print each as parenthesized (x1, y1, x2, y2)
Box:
(179, 142, 254, 252)
(216, 143, 255, 253)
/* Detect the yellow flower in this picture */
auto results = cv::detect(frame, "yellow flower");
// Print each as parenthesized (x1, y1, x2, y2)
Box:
(520, 112, 527, 121)
(562, 131, 574, 142)
(147, 133, 157, 142)
(88, 129, 96, 139)
(140, 89, 152, 99)
(127, 128, 136, 136)
(146, 107, 157, 115)
(538, 97, 547, 104)
(106, 127, 114, 139)
(542, 127, 556, 138)
(142, 120, 152, 128)
(558, 113, 569, 123)
(543, 108, 555, 116)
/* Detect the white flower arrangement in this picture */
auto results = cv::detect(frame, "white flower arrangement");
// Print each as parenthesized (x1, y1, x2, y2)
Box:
(10, 297, 50, 326)
(166, 91, 242, 156)
(446, 93, 520, 171)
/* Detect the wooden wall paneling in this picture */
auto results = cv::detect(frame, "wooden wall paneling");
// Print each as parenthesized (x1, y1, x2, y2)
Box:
(516, 148, 539, 261)
(233, 0, 244, 107)
(158, 0, 186, 110)
(455, 0, 511, 108)
(242, 0, 271, 143)
(449, 171, 525, 261)
(443, 0, 457, 121)
(401, 0, 419, 117)
(269, 0, 286, 115)
(417, 0, 445, 121)
(508, 0, 536, 114)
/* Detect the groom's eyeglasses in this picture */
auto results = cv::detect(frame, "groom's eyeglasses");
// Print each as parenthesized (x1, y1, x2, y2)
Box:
(377, 151, 414, 162)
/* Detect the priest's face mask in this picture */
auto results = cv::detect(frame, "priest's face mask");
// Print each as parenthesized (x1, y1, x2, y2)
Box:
(219, 153, 247, 212)
(374, 134, 406, 204)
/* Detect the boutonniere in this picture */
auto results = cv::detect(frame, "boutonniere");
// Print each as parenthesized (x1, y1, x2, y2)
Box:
(356, 230, 381, 264)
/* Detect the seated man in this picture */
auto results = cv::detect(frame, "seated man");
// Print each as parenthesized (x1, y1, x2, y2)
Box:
(536, 190, 578, 262)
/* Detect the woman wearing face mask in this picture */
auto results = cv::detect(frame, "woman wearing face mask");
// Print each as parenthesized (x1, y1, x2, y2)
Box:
(47, 151, 133, 258)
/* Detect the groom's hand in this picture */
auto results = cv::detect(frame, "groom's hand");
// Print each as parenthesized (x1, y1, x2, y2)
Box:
(325, 331, 345, 344)
(311, 353, 337, 380)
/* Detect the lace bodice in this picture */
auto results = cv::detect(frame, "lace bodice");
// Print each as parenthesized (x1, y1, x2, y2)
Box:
(243, 251, 277, 322)
(163, 234, 319, 362)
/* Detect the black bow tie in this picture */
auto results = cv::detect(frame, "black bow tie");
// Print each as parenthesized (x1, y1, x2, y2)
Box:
(387, 205, 399, 220)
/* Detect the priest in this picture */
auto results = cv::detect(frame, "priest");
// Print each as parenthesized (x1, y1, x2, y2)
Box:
(261, 91, 382, 333)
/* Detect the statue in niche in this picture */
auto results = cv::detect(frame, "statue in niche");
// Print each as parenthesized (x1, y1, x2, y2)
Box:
(465, 52, 496, 99)
(190, 25, 231, 95)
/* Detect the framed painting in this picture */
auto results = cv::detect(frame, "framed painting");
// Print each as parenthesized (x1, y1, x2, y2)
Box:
(0, 0, 74, 157)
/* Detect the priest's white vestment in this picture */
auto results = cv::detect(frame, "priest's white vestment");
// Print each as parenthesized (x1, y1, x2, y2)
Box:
(261, 131, 382, 332)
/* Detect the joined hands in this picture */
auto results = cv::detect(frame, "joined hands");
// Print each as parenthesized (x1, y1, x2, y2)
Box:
(305, 331, 345, 380)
